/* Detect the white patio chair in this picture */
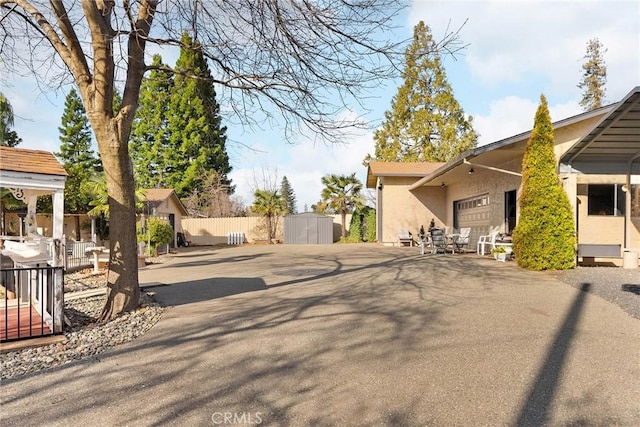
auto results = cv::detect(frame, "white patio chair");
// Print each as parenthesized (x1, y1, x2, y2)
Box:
(397, 229, 414, 247)
(477, 230, 500, 255)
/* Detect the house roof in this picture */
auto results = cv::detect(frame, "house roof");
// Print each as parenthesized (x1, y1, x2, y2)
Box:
(366, 161, 445, 187)
(560, 86, 640, 171)
(143, 188, 188, 216)
(407, 97, 625, 189)
(0, 146, 67, 176)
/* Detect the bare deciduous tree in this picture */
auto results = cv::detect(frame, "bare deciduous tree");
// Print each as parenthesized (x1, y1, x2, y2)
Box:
(0, 1, 457, 319)
(183, 170, 245, 217)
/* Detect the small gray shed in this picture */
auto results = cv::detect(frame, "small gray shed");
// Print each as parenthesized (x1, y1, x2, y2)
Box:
(284, 212, 334, 244)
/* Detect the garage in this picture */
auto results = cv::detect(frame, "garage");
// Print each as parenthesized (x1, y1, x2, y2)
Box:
(284, 213, 334, 244)
(454, 193, 491, 244)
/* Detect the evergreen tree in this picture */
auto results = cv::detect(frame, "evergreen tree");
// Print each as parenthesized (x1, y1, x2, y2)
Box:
(280, 176, 297, 214)
(56, 88, 102, 239)
(512, 95, 575, 271)
(130, 54, 174, 189)
(0, 92, 21, 147)
(166, 33, 232, 198)
(365, 21, 477, 164)
(321, 173, 364, 238)
(578, 38, 607, 111)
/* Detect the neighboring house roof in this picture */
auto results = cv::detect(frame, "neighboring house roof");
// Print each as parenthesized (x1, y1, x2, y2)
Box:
(0, 146, 67, 176)
(366, 161, 446, 188)
(561, 86, 640, 169)
(143, 188, 189, 216)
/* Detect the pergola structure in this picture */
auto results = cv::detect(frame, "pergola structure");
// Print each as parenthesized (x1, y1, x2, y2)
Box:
(0, 146, 67, 243)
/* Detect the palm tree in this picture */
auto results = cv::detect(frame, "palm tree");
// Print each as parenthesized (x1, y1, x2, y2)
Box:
(251, 189, 286, 243)
(321, 173, 364, 238)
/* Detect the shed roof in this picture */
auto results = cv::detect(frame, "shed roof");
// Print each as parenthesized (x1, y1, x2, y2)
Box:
(143, 188, 188, 216)
(0, 146, 67, 176)
(285, 212, 331, 218)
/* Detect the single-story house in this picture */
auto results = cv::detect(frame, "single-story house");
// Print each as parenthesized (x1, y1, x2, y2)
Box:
(142, 188, 188, 248)
(367, 86, 640, 265)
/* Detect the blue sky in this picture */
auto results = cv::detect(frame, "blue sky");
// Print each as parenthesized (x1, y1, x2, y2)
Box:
(4, 0, 640, 211)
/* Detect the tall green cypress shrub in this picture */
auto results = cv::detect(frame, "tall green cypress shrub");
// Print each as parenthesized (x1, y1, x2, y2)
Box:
(512, 95, 576, 270)
(364, 208, 376, 242)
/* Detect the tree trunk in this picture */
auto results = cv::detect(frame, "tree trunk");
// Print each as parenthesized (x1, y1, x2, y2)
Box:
(74, 214, 81, 241)
(341, 210, 347, 238)
(266, 214, 273, 243)
(96, 130, 140, 321)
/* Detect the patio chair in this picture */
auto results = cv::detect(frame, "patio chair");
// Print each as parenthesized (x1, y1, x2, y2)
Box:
(452, 227, 471, 253)
(476, 229, 500, 255)
(430, 227, 452, 254)
(397, 229, 414, 247)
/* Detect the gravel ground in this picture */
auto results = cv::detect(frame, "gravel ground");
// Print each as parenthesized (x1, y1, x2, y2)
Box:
(549, 266, 640, 320)
(0, 293, 163, 380)
(1, 256, 170, 381)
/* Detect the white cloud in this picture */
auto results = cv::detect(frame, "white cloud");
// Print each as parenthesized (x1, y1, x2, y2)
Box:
(474, 95, 581, 146)
(409, 1, 639, 101)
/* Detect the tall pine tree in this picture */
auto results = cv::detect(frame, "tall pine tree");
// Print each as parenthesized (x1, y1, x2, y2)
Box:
(365, 21, 477, 163)
(512, 95, 575, 271)
(280, 176, 297, 214)
(166, 32, 232, 198)
(0, 92, 21, 147)
(130, 54, 174, 189)
(578, 38, 607, 111)
(57, 88, 102, 239)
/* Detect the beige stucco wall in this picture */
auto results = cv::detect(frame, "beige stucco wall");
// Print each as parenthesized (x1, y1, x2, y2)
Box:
(152, 197, 184, 234)
(378, 176, 446, 245)
(553, 115, 604, 161)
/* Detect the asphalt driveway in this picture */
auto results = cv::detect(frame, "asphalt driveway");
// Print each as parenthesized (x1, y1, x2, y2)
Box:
(1, 244, 639, 426)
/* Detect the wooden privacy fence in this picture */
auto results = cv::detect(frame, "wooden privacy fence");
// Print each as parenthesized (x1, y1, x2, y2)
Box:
(182, 215, 350, 245)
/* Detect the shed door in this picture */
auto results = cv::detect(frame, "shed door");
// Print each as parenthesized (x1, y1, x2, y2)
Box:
(454, 194, 490, 245)
(308, 218, 319, 244)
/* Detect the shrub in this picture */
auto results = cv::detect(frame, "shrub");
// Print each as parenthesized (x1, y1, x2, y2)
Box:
(512, 95, 575, 270)
(364, 208, 376, 242)
(137, 217, 173, 255)
(347, 206, 376, 242)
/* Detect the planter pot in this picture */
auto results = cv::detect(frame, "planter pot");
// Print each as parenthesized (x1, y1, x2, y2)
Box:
(495, 253, 507, 262)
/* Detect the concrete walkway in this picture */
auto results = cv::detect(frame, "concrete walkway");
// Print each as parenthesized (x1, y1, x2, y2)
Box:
(1, 244, 639, 426)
